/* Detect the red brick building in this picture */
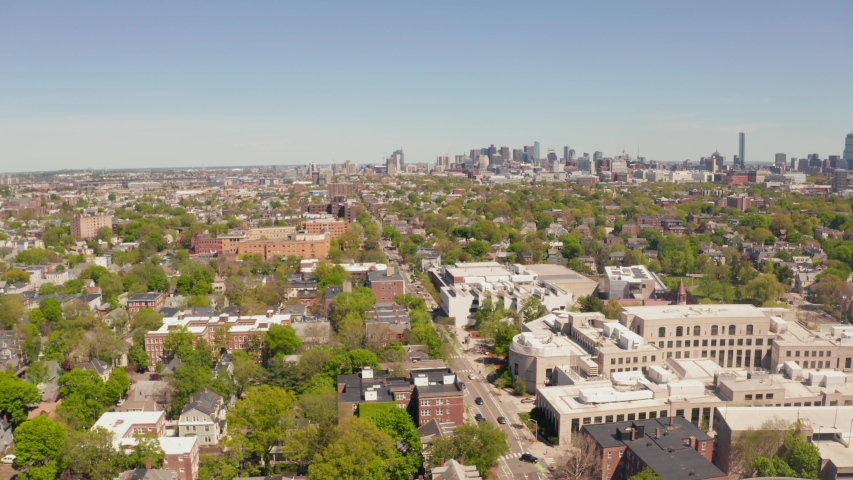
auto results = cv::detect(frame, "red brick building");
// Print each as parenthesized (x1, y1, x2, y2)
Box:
(583, 417, 724, 480)
(367, 267, 406, 303)
(127, 292, 167, 313)
(336, 367, 464, 428)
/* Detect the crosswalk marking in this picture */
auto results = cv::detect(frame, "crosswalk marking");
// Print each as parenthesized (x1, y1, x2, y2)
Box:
(500, 453, 522, 461)
(543, 457, 556, 465)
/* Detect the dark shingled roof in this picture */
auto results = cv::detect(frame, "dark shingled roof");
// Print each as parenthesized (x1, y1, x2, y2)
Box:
(583, 417, 724, 480)
(182, 389, 223, 415)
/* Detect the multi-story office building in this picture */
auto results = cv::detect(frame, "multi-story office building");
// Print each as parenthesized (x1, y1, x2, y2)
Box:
(832, 169, 850, 193)
(775, 153, 787, 168)
(534, 141, 540, 163)
(246, 226, 296, 240)
(327, 182, 356, 199)
(237, 232, 330, 261)
(844, 133, 853, 169)
(738, 132, 746, 167)
(301, 218, 350, 238)
(603, 266, 668, 300)
(144, 310, 294, 366)
(71, 213, 113, 240)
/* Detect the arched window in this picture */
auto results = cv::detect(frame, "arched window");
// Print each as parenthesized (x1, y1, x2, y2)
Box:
(659, 327, 666, 338)
(746, 325, 754, 335)
(729, 325, 736, 335)
(694, 326, 701, 336)
(711, 326, 718, 335)
(676, 327, 683, 337)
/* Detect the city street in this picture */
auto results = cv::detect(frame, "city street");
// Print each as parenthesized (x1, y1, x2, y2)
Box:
(445, 332, 554, 480)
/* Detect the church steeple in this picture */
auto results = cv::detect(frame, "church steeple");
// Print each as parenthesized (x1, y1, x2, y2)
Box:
(676, 280, 688, 305)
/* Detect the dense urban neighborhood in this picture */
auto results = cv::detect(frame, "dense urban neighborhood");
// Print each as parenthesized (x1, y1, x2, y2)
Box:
(3, 142, 853, 480)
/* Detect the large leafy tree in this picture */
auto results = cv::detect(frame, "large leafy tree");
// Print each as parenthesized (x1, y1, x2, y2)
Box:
(0, 372, 42, 425)
(163, 325, 195, 362)
(741, 273, 786, 305)
(331, 287, 377, 324)
(520, 297, 548, 323)
(57, 369, 108, 429)
(308, 417, 398, 480)
(0, 294, 26, 329)
(226, 385, 297, 473)
(39, 298, 63, 323)
(14, 416, 66, 479)
(58, 427, 128, 480)
(362, 406, 423, 480)
(427, 421, 509, 479)
(265, 324, 302, 358)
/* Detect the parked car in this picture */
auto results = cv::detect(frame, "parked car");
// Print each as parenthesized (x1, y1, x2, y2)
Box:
(475, 397, 484, 405)
(520, 453, 538, 463)
(497, 416, 507, 424)
(521, 397, 535, 403)
(1, 454, 15, 464)
(468, 373, 476, 380)
(474, 413, 486, 422)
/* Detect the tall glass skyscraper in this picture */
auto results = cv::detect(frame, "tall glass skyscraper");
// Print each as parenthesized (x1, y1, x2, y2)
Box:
(533, 141, 540, 163)
(738, 132, 746, 167)
(843, 133, 853, 170)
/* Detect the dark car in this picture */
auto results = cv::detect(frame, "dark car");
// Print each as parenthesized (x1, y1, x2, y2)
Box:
(475, 397, 484, 405)
(497, 416, 507, 424)
(474, 413, 486, 422)
(520, 453, 538, 463)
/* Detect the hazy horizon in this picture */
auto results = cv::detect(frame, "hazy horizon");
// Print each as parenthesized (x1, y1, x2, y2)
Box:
(2, 1, 852, 170)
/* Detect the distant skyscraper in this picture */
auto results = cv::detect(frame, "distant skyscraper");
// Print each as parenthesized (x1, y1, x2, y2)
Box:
(512, 149, 523, 162)
(832, 169, 850, 193)
(563, 146, 570, 161)
(843, 133, 853, 170)
(738, 132, 746, 167)
(389, 149, 404, 171)
(578, 154, 592, 173)
(500, 146, 510, 161)
(775, 153, 787, 169)
(593, 151, 603, 164)
(790, 157, 797, 170)
(534, 142, 540, 162)
(568, 149, 576, 161)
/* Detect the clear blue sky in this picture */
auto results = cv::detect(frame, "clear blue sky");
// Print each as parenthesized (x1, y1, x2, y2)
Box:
(1, 1, 851, 171)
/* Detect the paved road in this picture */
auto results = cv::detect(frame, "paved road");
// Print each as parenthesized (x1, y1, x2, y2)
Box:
(443, 333, 552, 480)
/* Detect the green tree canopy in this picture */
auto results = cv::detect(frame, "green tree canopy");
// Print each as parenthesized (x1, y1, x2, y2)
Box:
(265, 324, 302, 358)
(226, 385, 297, 474)
(39, 298, 63, 323)
(0, 371, 42, 425)
(427, 421, 509, 478)
(308, 417, 398, 480)
(362, 406, 423, 480)
(13, 416, 66, 478)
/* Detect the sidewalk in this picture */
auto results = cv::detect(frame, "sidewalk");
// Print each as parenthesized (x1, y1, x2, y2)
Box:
(451, 326, 561, 469)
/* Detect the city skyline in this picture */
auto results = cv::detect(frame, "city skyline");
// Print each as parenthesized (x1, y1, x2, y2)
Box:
(2, 1, 852, 170)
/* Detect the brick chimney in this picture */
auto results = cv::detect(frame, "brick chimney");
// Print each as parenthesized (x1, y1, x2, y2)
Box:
(655, 428, 661, 439)
(387, 266, 395, 277)
(631, 428, 637, 441)
(669, 415, 675, 426)
(145, 457, 152, 469)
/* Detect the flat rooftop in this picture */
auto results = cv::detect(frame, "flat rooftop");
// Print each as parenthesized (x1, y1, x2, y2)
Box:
(538, 383, 722, 416)
(717, 406, 853, 433)
(622, 304, 771, 321)
(444, 262, 512, 278)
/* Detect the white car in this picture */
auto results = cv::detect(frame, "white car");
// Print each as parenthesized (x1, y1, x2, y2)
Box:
(468, 373, 476, 380)
(1, 454, 15, 464)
